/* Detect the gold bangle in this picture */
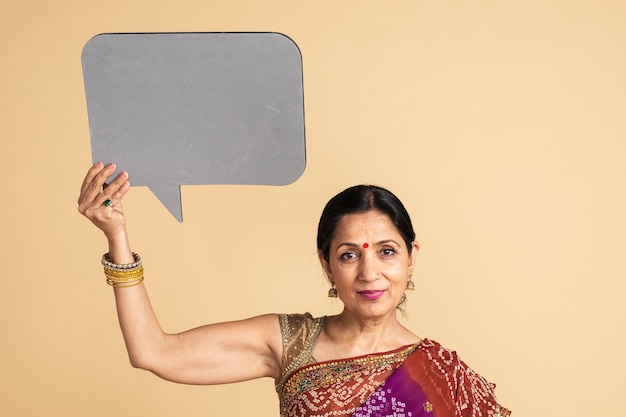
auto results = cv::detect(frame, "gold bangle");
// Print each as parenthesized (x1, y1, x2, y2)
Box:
(104, 266, 143, 278)
(107, 276, 145, 288)
(104, 266, 144, 281)
(105, 273, 144, 283)
(105, 272, 144, 283)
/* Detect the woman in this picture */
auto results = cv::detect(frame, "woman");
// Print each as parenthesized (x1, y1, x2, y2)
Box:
(78, 162, 511, 417)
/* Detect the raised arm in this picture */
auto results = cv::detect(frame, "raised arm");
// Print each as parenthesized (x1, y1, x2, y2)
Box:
(77, 163, 283, 384)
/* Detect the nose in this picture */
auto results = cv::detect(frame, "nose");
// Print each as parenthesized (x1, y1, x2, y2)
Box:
(358, 251, 379, 282)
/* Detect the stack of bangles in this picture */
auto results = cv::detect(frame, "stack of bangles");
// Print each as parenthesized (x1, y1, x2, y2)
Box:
(102, 252, 144, 287)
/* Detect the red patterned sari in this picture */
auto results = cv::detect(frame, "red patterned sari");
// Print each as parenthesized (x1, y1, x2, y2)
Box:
(276, 314, 510, 417)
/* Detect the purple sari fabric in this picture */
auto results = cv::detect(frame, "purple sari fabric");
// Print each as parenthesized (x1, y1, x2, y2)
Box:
(352, 361, 431, 416)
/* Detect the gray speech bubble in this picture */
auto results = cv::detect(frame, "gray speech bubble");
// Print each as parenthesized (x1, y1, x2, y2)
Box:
(82, 32, 306, 222)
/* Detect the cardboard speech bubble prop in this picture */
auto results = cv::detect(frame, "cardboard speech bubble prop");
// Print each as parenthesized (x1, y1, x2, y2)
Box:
(82, 32, 306, 222)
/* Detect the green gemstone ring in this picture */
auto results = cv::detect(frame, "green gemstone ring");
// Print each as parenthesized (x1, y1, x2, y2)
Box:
(103, 199, 113, 207)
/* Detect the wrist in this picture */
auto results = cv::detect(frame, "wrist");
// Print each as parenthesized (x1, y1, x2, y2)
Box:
(105, 228, 133, 264)
(105, 224, 128, 244)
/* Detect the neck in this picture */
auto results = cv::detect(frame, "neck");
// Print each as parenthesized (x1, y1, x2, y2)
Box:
(326, 310, 407, 353)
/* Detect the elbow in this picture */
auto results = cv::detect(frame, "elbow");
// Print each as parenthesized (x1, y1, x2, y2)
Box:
(128, 355, 147, 370)
(124, 336, 167, 371)
(123, 336, 178, 380)
(127, 351, 181, 383)
(127, 351, 155, 371)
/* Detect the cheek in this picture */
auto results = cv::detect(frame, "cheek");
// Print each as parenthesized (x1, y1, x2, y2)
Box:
(329, 266, 357, 287)
(390, 266, 410, 283)
(330, 267, 351, 281)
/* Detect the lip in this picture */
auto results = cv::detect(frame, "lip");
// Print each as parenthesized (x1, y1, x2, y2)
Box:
(357, 290, 386, 300)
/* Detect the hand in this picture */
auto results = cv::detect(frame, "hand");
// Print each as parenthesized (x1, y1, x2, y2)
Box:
(78, 162, 131, 240)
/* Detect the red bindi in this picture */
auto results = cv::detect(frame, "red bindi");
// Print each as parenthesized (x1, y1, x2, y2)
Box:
(362, 243, 369, 248)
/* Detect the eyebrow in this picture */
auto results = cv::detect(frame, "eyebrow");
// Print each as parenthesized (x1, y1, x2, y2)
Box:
(335, 239, 401, 251)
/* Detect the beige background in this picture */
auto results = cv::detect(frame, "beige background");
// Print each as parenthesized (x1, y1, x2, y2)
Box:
(2, 1, 625, 416)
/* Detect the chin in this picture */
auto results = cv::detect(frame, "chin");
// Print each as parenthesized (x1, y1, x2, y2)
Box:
(355, 304, 397, 320)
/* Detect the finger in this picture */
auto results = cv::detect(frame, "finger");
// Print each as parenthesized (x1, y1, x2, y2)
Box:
(78, 163, 108, 213)
(85, 163, 118, 203)
(78, 163, 118, 216)
(79, 162, 105, 198)
(103, 176, 131, 207)
(97, 170, 129, 206)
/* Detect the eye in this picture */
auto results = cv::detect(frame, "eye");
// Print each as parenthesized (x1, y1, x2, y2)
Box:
(339, 251, 359, 261)
(380, 247, 397, 257)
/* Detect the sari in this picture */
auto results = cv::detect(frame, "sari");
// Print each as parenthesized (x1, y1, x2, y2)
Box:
(276, 313, 511, 417)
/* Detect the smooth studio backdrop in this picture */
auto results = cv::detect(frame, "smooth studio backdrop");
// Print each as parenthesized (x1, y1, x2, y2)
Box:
(2, 1, 625, 416)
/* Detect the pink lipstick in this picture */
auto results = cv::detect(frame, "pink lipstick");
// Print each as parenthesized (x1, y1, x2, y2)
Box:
(358, 290, 385, 300)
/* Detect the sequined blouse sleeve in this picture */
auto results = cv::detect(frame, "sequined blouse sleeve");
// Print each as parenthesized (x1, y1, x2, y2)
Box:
(274, 313, 326, 394)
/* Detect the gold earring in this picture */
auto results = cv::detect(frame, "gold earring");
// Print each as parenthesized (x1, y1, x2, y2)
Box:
(406, 272, 415, 291)
(328, 282, 338, 298)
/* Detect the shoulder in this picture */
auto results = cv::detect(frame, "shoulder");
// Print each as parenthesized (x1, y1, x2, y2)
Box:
(278, 313, 326, 346)
(275, 313, 326, 390)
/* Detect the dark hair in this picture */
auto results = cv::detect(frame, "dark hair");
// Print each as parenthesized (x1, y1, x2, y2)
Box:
(317, 185, 416, 262)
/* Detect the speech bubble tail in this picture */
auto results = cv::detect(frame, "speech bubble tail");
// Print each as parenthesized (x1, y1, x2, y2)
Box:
(148, 184, 183, 222)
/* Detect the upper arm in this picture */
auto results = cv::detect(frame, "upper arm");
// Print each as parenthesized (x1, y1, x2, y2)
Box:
(141, 313, 283, 385)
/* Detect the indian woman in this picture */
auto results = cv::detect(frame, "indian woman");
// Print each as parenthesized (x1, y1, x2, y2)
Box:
(78, 162, 510, 417)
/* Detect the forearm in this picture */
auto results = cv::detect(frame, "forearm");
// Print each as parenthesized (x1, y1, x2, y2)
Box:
(107, 231, 164, 369)
(114, 284, 164, 369)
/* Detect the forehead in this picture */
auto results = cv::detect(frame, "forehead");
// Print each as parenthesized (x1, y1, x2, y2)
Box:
(333, 210, 400, 239)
